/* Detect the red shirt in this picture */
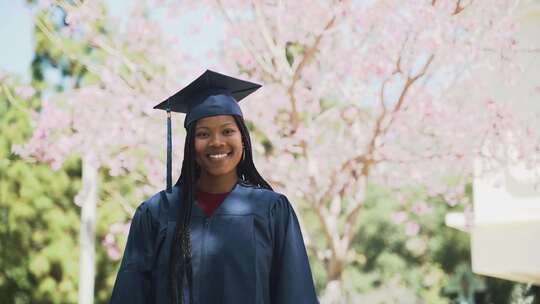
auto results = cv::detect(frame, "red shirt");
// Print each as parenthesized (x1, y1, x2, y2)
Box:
(196, 190, 230, 217)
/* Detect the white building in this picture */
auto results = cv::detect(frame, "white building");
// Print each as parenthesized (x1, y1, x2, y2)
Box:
(446, 0, 540, 285)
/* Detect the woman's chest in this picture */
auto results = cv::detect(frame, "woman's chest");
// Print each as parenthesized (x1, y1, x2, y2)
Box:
(154, 214, 274, 303)
(155, 214, 273, 264)
(190, 214, 272, 259)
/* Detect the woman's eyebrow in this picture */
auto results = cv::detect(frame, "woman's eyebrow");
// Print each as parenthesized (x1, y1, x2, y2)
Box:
(196, 122, 234, 130)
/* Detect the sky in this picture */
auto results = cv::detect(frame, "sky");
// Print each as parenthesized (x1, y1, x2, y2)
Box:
(0, 0, 223, 83)
(0, 0, 34, 82)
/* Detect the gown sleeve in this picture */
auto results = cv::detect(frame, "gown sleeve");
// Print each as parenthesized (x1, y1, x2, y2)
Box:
(110, 201, 158, 304)
(270, 195, 319, 304)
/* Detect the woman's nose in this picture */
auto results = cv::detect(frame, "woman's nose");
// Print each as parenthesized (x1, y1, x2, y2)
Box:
(209, 134, 225, 146)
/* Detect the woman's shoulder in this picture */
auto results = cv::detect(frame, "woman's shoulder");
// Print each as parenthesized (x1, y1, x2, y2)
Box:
(237, 181, 292, 212)
(238, 181, 283, 199)
(135, 187, 178, 225)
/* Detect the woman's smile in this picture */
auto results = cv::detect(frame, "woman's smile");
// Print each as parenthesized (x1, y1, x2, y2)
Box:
(207, 152, 231, 160)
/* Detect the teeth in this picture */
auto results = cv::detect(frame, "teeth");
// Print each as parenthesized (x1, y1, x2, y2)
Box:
(208, 153, 228, 159)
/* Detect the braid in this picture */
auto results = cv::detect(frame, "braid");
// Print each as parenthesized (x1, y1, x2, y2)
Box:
(169, 123, 196, 304)
(233, 116, 273, 191)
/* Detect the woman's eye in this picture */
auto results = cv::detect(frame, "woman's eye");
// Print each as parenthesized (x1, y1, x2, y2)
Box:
(196, 132, 209, 138)
(223, 129, 235, 135)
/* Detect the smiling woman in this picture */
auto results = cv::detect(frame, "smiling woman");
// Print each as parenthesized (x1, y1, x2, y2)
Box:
(109, 70, 318, 304)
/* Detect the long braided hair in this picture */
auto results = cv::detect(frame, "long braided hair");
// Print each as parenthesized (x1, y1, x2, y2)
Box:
(169, 115, 272, 304)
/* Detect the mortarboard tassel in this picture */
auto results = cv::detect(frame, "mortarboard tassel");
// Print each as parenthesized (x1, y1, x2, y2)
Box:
(166, 107, 172, 193)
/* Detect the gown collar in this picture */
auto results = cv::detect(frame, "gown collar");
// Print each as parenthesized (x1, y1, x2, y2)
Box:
(169, 181, 253, 220)
(192, 182, 240, 217)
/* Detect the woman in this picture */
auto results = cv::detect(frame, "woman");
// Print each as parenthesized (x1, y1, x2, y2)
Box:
(110, 70, 318, 304)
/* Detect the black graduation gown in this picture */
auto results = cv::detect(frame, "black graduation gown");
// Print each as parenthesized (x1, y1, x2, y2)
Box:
(110, 181, 319, 304)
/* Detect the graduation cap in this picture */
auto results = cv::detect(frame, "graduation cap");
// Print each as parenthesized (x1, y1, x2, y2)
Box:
(154, 70, 262, 192)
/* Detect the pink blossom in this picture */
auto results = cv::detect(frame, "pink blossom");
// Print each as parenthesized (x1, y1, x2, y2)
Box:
(106, 247, 122, 261)
(405, 222, 420, 237)
(110, 221, 131, 235)
(102, 232, 122, 260)
(412, 201, 433, 216)
(391, 211, 407, 224)
(14, 85, 35, 99)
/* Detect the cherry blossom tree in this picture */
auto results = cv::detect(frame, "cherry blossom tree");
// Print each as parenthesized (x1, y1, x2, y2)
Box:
(18, 0, 540, 302)
(16, 1, 190, 303)
(188, 0, 539, 301)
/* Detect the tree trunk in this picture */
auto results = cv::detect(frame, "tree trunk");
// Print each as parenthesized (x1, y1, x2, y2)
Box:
(78, 157, 98, 304)
(321, 279, 346, 304)
(321, 255, 346, 304)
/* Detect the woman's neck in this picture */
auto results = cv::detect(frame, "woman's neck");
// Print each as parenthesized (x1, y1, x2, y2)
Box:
(197, 171, 238, 193)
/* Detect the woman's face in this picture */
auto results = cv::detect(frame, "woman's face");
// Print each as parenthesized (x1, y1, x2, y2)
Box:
(194, 115, 243, 180)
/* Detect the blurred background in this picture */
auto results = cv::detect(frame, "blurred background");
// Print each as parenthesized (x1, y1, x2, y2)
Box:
(1, 0, 540, 303)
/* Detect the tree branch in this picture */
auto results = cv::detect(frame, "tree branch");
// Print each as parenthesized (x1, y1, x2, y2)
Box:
(35, 15, 143, 91)
(287, 15, 336, 134)
(1, 84, 30, 114)
(215, 0, 278, 79)
(380, 54, 434, 135)
(319, 53, 434, 252)
(453, 0, 474, 15)
(251, 0, 291, 80)
(313, 204, 338, 258)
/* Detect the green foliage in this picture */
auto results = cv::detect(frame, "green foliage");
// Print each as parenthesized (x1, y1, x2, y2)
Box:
(94, 169, 143, 303)
(0, 79, 141, 303)
(302, 184, 529, 303)
(0, 80, 80, 303)
(285, 42, 304, 66)
(0, 3, 143, 301)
